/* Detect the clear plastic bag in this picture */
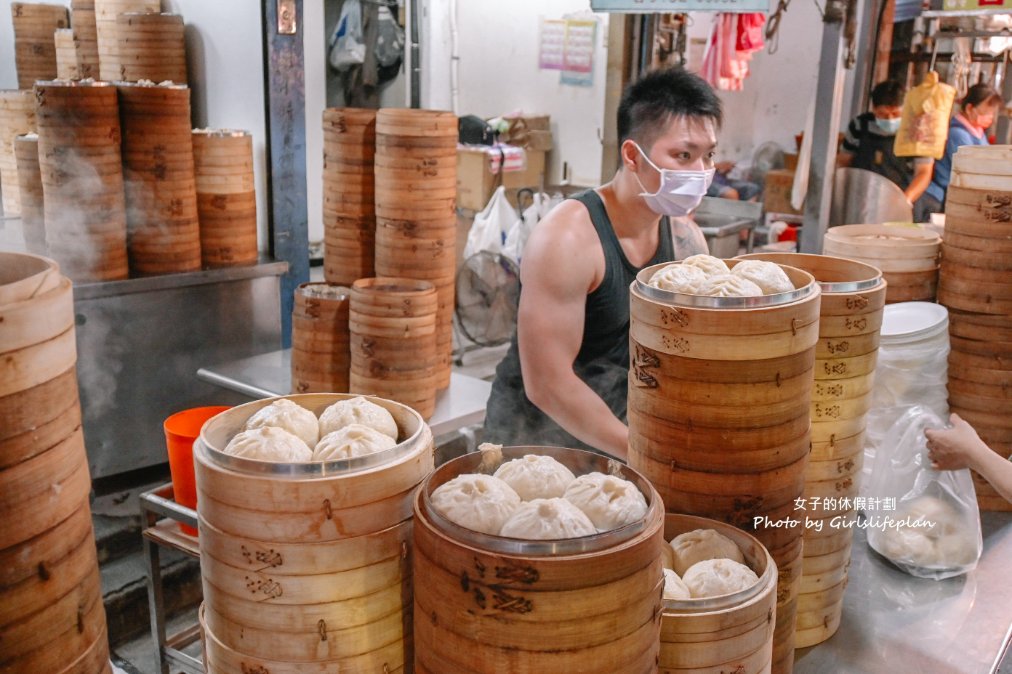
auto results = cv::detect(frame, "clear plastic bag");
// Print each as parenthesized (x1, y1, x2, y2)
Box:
(328, 0, 365, 72)
(865, 405, 982, 580)
(464, 187, 515, 259)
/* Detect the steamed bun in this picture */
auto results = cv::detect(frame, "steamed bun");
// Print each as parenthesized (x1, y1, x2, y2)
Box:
(563, 472, 648, 531)
(681, 254, 730, 277)
(493, 454, 577, 500)
(661, 543, 676, 571)
(244, 398, 319, 447)
(224, 426, 313, 463)
(319, 397, 398, 440)
(731, 260, 794, 294)
(499, 498, 596, 540)
(698, 274, 763, 298)
(313, 424, 396, 461)
(431, 474, 521, 535)
(682, 559, 759, 598)
(877, 496, 976, 568)
(663, 568, 691, 601)
(669, 529, 746, 576)
(648, 263, 707, 294)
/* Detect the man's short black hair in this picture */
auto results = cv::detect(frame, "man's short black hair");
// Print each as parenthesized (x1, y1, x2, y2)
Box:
(617, 67, 723, 148)
(870, 81, 904, 108)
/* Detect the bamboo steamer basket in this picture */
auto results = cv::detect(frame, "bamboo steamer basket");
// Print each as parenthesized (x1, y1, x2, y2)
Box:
(54, 29, 80, 80)
(413, 445, 663, 674)
(70, 1, 100, 79)
(949, 144, 1012, 192)
(192, 129, 257, 267)
(14, 134, 46, 254)
(195, 393, 433, 673)
(93, 0, 160, 81)
(35, 80, 128, 281)
(291, 283, 351, 394)
(0, 90, 37, 217)
(118, 82, 201, 275)
(659, 514, 776, 674)
(822, 225, 939, 303)
(116, 12, 186, 83)
(11, 3, 69, 89)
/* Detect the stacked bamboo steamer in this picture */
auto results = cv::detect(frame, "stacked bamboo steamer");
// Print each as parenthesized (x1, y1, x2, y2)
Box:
(0, 253, 110, 674)
(11, 2, 69, 89)
(350, 278, 439, 419)
(291, 283, 351, 394)
(14, 134, 46, 255)
(322, 107, 377, 285)
(628, 259, 821, 674)
(192, 129, 258, 267)
(823, 224, 941, 303)
(374, 108, 458, 389)
(195, 394, 433, 674)
(118, 82, 201, 275)
(54, 29, 81, 80)
(739, 252, 887, 648)
(660, 514, 776, 674)
(35, 80, 128, 281)
(116, 12, 187, 83)
(94, 0, 160, 81)
(938, 144, 1012, 512)
(414, 446, 664, 674)
(0, 89, 37, 217)
(70, 0, 100, 79)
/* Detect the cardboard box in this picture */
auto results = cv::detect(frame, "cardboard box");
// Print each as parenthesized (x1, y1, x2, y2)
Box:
(763, 168, 802, 216)
(456, 147, 546, 211)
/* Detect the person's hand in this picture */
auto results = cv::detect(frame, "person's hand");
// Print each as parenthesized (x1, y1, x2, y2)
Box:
(924, 413, 989, 470)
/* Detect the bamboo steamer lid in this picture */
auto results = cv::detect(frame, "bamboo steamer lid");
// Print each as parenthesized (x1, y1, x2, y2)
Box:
(291, 283, 351, 394)
(93, 0, 160, 81)
(54, 29, 81, 80)
(376, 108, 456, 136)
(11, 3, 69, 89)
(116, 12, 187, 83)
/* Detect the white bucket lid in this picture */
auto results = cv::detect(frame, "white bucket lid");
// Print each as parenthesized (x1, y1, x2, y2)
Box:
(880, 302, 949, 342)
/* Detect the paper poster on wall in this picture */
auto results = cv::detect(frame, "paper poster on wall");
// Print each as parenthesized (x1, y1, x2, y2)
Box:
(539, 19, 567, 70)
(591, 0, 770, 12)
(942, 0, 1012, 9)
(560, 19, 597, 87)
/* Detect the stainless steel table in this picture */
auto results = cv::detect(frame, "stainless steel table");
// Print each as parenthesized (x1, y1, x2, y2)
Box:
(197, 348, 492, 438)
(795, 511, 1012, 674)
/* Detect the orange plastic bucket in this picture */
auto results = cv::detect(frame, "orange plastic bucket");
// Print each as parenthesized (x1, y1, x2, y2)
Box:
(164, 406, 230, 535)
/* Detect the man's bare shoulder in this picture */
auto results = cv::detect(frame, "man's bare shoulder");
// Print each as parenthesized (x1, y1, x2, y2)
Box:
(522, 198, 602, 292)
(525, 198, 598, 255)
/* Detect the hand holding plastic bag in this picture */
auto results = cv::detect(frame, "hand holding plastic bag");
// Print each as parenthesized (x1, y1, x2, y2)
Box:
(865, 405, 982, 580)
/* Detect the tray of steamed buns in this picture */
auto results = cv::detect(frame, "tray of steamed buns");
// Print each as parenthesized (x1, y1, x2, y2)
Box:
(421, 443, 663, 555)
(636, 254, 817, 309)
(199, 394, 426, 476)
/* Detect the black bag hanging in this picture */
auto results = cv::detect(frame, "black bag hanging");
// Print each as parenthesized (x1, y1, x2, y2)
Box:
(458, 115, 496, 146)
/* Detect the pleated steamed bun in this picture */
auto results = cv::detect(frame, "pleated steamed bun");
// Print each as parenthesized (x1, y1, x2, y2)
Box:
(224, 426, 313, 463)
(313, 423, 397, 461)
(648, 263, 707, 294)
(563, 472, 648, 531)
(243, 398, 319, 447)
(669, 529, 746, 576)
(878, 495, 975, 568)
(430, 474, 521, 535)
(682, 558, 759, 598)
(698, 274, 763, 298)
(663, 568, 691, 601)
(319, 396, 398, 440)
(499, 498, 597, 540)
(680, 254, 730, 277)
(493, 454, 577, 500)
(731, 260, 795, 294)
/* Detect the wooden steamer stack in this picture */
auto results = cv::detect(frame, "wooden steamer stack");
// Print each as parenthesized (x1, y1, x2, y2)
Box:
(350, 278, 439, 419)
(93, 0, 159, 81)
(11, 2, 68, 89)
(195, 394, 433, 674)
(192, 129, 258, 267)
(0, 89, 36, 217)
(628, 260, 821, 674)
(322, 107, 377, 285)
(740, 253, 886, 647)
(14, 134, 46, 254)
(35, 80, 129, 281)
(373, 109, 458, 389)
(116, 12, 187, 83)
(291, 283, 351, 394)
(413, 446, 665, 674)
(938, 144, 1012, 512)
(0, 253, 110, 674)
(118, 82, 201, 275)
(54, 29, 80, 80)
(70, 0, 100, 79)
(823, 224, 941, 304)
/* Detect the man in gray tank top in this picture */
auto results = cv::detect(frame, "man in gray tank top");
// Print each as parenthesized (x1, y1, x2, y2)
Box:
(484, 68, 722, 460)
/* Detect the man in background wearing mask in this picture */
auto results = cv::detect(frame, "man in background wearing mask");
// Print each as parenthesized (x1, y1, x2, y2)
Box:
(839, 80, 934, 218)
(483, 67, 720, 460)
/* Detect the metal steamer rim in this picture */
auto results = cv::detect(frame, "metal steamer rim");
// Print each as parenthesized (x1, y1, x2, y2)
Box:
(192, 128, 251, 138)
(661, 551, 776, 613)
(816, 275, 884, 294)
(634, 261, 817, 308)
(198, 393, 424, 478)
(420, 445, 661, 556)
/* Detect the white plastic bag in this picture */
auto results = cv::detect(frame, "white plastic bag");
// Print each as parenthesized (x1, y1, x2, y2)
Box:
(502, 191, 560, 264)
(865, 405, 982, 580)
(464, 187, 515, 259)
(328, 0, 365, 72)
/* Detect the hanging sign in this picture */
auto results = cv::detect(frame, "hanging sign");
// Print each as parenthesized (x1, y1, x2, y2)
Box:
(590, 0, 771, 12)
(942, 0, 1012, 9)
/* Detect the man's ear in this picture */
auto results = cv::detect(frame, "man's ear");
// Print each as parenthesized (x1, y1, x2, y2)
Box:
(620, 139, 640, 172)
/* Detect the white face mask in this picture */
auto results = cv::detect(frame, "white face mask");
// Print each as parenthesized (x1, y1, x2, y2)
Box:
(632, 143, 715, 217)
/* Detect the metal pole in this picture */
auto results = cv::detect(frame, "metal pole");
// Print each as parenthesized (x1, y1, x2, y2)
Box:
(800, 2, 848, 254)
(849, 0, 879, 120)
(262, 0, 310, 348)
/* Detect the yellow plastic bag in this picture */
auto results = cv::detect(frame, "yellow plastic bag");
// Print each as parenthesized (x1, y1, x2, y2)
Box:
(894, 72, 957, 160)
